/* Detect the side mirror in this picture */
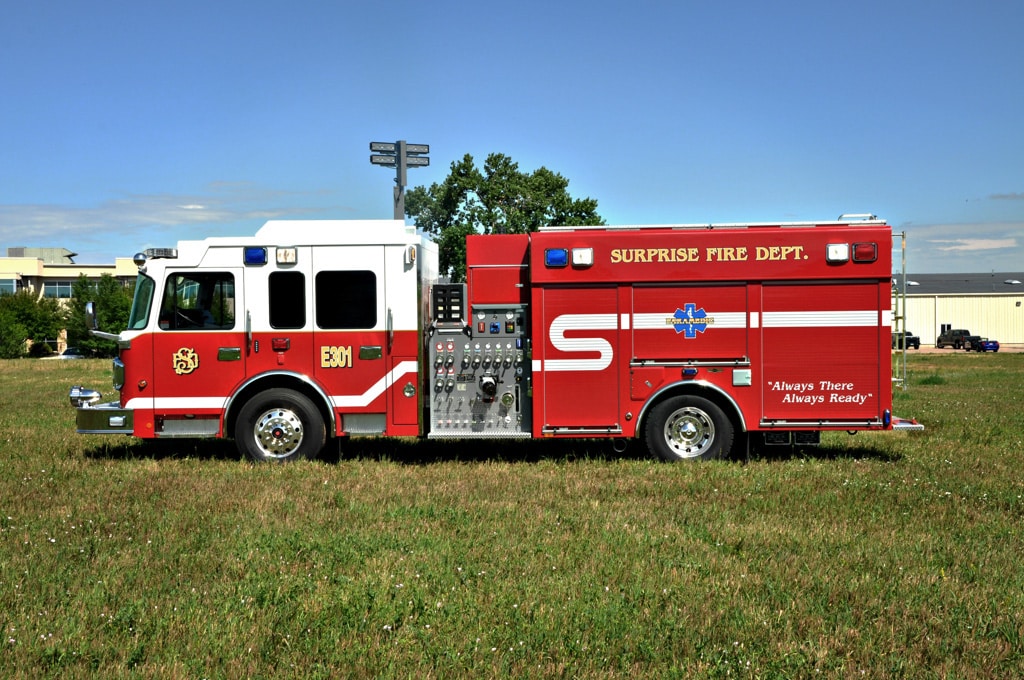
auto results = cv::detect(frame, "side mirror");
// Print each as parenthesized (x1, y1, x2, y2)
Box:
(84, 300, 121, 343)
(85, 301, 98, 331)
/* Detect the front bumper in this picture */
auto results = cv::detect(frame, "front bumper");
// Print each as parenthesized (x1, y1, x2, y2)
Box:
(70, 385, 133, 434)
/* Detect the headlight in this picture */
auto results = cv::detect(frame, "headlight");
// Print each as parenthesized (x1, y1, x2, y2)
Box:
(69, 386, 102, 407)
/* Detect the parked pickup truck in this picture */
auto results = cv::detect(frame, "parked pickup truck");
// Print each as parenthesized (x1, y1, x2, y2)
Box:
(936, 329, 980, 349)
(892, 331, 921, 350)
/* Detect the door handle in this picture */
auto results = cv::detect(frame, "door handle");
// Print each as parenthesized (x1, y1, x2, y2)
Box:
(359, 346, 383, 360)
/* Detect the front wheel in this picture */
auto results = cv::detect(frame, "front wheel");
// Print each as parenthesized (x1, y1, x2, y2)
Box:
(644, 395, 734, 462)
(234, 389, 326, 463)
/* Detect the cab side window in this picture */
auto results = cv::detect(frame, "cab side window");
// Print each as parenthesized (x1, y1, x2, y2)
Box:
(158, 273, 235, 330)
(315, 270, 376, 329)
(269, 271, 305, 329)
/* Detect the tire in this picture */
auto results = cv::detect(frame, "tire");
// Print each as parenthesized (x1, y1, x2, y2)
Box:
(234, 389, 326, 463)
(644, 395, 734, 462)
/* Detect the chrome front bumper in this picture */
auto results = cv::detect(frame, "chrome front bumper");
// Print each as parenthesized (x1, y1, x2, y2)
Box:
(70, 386, 133, 434)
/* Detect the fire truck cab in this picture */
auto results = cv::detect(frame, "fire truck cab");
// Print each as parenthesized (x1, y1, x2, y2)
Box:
(71, 216, 896, 462)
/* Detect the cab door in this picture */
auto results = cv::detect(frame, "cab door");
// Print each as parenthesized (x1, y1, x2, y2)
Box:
(150, 268, 246, 435)
(246, 247, 315, 385)
(311, 246, 389, 433)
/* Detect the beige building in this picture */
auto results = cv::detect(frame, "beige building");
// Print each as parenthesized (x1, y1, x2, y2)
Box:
(1, 248, 137, 300)
(893, 273, 1024, 345)
(1, 248, 138, 352)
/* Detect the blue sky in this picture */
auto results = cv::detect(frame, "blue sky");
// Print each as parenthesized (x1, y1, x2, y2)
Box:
(2, 0, 1022, 274)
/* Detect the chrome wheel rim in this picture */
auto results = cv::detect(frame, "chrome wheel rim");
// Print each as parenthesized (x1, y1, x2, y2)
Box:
(253, 407, 304, 458)
(663, 406, 714, 458)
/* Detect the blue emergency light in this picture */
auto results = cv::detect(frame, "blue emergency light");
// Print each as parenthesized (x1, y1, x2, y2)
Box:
(243, 247, 268, 266)
(544, 248, 568, 268)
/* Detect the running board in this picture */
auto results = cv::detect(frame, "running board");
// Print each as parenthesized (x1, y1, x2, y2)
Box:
(892, 416, 924, 430)
(542, 426, 623, 436)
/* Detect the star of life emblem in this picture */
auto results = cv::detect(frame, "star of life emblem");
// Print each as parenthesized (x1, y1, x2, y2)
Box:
(672, 303, 709, 338)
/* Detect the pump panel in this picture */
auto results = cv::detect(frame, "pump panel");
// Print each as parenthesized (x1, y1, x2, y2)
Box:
(427, 285, 531, 438)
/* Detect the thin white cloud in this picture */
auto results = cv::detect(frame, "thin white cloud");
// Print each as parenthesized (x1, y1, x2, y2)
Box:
(1, 186, 324, 231)
(929, 238, 1018, 252)
(990, 192, 1024, 200)
(901, 220, 1024, 273)
(0, 182, 353, 262)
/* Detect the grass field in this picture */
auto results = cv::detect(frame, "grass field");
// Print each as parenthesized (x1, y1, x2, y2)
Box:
(1, 354, 1022, 677)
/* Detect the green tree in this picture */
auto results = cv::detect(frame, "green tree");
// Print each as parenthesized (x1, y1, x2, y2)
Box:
(405, 153, 604, 281)
(0, 290, 65, 357)
(0, 306, 29, 358)
(67, 274, 133, 356)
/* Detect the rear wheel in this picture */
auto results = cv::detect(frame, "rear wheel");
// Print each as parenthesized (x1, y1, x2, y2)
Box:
(234, 389, 326, 463)
(644, 395, 734, 462)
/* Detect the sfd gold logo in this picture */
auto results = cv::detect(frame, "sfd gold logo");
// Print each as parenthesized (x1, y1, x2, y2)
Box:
(173, 347, 199, 375)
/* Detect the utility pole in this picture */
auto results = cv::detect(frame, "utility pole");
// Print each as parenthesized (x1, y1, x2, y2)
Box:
(370, 140, 430, 220)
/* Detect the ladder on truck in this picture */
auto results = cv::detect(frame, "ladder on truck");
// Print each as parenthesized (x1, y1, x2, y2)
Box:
(892, 232, 909, 391)
(890, 231, 924, 430)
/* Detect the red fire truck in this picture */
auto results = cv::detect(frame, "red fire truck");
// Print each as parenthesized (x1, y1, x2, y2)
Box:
(70, 215, 905, 462)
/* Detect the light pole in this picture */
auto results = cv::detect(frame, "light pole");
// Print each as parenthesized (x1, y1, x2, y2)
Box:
(370, 140, 430, 220)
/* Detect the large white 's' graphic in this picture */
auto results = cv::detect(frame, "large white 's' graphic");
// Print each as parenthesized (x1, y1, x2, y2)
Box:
(546, 314, 617, 371)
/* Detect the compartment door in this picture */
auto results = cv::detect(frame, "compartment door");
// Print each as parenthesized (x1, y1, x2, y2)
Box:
(537, 286, 620, 431)
(762, 282, 883, 421)
(632, 284, 748, 361)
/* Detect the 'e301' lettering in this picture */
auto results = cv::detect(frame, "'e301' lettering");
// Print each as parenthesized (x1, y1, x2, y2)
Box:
(320, 345, 353, 368)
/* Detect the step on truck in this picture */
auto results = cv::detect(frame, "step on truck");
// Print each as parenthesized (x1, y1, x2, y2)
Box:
(70, 215, 918, 462)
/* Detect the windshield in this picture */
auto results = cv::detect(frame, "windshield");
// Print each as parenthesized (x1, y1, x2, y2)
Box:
(127, 273, 156, 330)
